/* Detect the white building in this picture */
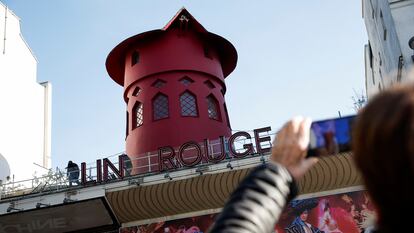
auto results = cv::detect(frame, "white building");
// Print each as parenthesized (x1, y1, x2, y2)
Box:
(362, 0, 414, 97)
(0, 2, 52, 183)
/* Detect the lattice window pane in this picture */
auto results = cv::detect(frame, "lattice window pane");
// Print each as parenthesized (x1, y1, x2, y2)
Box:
(180, 77, 194, 86)
(153, 94, 169, 120)
(135, 102, 143, 127)
(152, 79, 166, 88)
(207, 96, 220, 120)
(180, 92, 198, 116)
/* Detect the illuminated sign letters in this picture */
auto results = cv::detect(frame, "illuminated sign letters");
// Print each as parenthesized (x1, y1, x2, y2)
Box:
(80, 127, 272, 185)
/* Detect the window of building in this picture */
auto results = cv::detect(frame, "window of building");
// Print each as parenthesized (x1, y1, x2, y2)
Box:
(379, 52, 382, 66)
(204, 80, 215, 89)
(368, 43, 373, 68)
(397, 55, 404, 82)
(131, 51, 140, 66)
(132, 86, 141, 96)
(380, 10, 387, 41)
(152, 79, 166, 88)
(370, 0, 375, 19)
(204, 45, 213, 59)
(153, 93, 169, 120)
(206, 95, 220, 121)
(132, 102, 143, 128)
(180, 91, 198, 117)
(179, 76, 194, 86)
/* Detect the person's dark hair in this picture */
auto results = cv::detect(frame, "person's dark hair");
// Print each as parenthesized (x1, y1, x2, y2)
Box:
(352, 85, 414, 231)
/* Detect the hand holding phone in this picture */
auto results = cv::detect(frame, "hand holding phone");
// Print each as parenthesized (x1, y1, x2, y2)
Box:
(271, 116, 318, 180)
(307, 115, 355, 157)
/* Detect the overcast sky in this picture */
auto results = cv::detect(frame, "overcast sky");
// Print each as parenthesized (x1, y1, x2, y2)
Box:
(2, 1, 367, 169)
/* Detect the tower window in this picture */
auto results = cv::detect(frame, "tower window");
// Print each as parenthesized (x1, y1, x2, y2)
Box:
(206, 95, 220, 121)
(132, 102, 143, 128)
(180, 91, 198, 117)
(153, 93, 169, 120)
(179, 76, 194, 86)
(131, 51, 140, 66)
(152, 79, 166, 88)
(132, 86, 141, 96)
(204, 80, 215, 89)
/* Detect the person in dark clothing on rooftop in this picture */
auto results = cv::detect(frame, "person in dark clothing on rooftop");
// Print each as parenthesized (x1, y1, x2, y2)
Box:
(67, 160, 80, 186)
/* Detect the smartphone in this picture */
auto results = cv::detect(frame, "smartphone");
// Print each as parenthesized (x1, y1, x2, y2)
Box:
(307, 115, 356, 157)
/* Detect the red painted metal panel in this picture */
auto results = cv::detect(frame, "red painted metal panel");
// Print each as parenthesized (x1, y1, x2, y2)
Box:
(105, 9, 237, 175)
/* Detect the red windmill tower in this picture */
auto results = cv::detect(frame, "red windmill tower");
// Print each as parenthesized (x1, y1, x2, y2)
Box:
(106, 8, 237, 174)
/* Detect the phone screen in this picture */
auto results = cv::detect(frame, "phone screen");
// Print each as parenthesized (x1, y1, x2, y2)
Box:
(307, 115, 355, 157)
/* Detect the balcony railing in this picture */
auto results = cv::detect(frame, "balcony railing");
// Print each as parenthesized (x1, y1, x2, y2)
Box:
(0, 131, 275, 200)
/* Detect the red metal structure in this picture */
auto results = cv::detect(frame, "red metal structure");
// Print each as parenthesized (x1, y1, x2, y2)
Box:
(106, 8, 237, 174)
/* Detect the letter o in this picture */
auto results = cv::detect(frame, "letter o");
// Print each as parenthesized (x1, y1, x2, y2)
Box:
(178, 141, 203, 167)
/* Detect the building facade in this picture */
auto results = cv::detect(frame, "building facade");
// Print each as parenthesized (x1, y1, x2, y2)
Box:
(362, 0, 414, 97)
(0, 8, 370, 233)
(0, 2, 52, 182)
(106, 9, 237, 175)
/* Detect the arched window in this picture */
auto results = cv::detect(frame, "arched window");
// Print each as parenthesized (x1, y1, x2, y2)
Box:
(152, 79, 166, 88)
(206, 94, 221, 121)
(180, 91, 198, 117)
(132, 102, 143, 129)
(179, 76, 194, 86)
(153, 93, 169, 120)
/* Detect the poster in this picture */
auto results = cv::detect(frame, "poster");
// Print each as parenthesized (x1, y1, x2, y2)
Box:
(120, 190, 376, 233)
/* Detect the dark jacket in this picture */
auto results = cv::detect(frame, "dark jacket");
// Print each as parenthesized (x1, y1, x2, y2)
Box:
(67, 162, 80, 179)
(208, 162, 298, 233)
